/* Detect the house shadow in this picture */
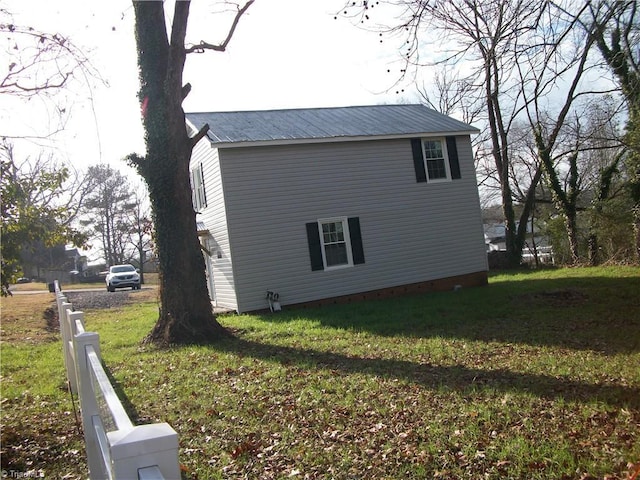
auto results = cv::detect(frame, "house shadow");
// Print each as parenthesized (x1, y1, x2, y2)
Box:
(254, 272, 640, 355)
(213, 336, 640, 410)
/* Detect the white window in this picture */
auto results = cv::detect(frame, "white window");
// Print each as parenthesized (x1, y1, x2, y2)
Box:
(191, 163, 207, 211)
(319, 218, 352, 269)
(306, 217, 365, 271)
(422, 138, 451, 182)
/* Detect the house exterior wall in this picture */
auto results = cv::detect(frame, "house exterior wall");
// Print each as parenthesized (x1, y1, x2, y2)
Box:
(190, 138, 238, 310)
(218, 136, 487, 313)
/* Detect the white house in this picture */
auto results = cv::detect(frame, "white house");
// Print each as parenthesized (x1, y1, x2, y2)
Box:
(186, 104, 488, 313)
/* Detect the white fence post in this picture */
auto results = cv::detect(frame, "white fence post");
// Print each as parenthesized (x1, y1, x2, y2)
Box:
(69, 310, 85, 337)
(60, 301, 78, 394)
(109, 424, 181, 479)
(74, 331, 108, 479)
(68, 311, 86, 407)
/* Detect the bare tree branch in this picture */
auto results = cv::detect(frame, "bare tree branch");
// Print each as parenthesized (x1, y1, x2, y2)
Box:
(190, 123, 210, 148)
(184, 0, 255, 54)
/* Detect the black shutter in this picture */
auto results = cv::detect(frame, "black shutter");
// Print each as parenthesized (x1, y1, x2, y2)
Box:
(411, 139, 427, 183)
(446, 136, 461, 179)
(200, 163, 208, 207)
(348, 217, 365, 265)
(306, 222, 324, 271)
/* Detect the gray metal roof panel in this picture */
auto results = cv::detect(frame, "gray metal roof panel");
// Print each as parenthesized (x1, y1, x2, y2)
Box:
(186, 104, 479, 146)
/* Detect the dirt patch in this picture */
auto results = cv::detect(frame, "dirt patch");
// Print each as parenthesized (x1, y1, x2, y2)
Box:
(517, 288, 588, 307)
(43, 306, 59, 332)
(0, 293, 59, 344)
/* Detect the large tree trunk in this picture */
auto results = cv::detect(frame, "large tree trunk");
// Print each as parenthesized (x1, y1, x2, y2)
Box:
(131, 1, 228, 346)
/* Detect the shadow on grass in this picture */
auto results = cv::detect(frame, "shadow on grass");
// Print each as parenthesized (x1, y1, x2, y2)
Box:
(255, 273, 640, 355)
(214, 336, 640, 410)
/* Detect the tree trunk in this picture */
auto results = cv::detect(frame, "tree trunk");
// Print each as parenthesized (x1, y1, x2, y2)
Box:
(131, 1, 228, 346)
(145, 164, 227, 345)
(564, 207, 580, 264)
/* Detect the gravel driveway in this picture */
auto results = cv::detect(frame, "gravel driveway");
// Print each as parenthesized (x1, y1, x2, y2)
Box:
(64, 289, 140, 310)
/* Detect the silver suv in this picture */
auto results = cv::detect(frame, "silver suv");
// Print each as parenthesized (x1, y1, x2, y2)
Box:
(106, 264, 141, 292)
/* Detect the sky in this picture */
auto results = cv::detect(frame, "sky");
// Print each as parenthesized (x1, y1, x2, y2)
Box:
(1, 0, 419, 175)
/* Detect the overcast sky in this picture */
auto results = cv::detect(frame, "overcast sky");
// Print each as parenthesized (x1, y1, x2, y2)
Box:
(2, 0, 419, 174)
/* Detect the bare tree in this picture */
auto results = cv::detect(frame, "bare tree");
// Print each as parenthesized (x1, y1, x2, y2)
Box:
(584, 1, 640, 260)
(82, 164, 136, 266)
(126, 1, 254, 346)
(514, 2, 600, 263)
(0, 8, 100, 140)
(341, 0, 633, 266)
(581, 100, 629, 264)
(343, 0, 550, 267)
(126, 189, 154, 284)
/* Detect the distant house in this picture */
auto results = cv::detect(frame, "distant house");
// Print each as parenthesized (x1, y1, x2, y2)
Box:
(483, 222, 554, 266)
(186, 104, 488, 313)
(21, 245, 88, 283)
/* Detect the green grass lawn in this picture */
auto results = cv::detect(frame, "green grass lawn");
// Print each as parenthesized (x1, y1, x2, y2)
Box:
(1, 266, 639, 479)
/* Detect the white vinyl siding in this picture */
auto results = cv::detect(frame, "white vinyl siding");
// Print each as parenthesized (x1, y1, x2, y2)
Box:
(190, 138, 237, 311)
(218, 136, 486, 312)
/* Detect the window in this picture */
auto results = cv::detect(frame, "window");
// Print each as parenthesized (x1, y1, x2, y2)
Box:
(191, 163, 207, 211)
(306, 217, 365, 271)
(411, 136, 461, 183)
(321, 219, 350, 267)
(423, 139, 450, 181)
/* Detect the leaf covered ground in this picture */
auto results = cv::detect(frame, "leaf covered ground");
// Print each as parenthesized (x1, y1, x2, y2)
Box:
(1, 267, 639, 479)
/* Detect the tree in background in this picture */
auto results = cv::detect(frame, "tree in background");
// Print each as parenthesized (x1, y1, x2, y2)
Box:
(342, 0, 550, 267)
(127, 0, 253, 346)
(82, 164, 137, 267)
(586, 1, 640, 260)
(341, 0, 636, 266)
(125, 190, 154, 284)
(0, 141, 88, 294)
(582, 101, 631, 264)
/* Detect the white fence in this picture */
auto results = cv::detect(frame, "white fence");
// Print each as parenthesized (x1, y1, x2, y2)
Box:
(54, 281, 181, 480)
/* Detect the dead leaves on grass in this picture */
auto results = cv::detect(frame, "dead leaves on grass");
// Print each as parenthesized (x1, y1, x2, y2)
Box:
(0, 396, 86, 478)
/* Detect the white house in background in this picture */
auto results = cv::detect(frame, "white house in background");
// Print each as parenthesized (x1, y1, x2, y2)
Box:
(186, 104, 488, 313)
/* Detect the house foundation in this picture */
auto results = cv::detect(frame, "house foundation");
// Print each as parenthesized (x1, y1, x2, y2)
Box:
(247, 270, 488, 313)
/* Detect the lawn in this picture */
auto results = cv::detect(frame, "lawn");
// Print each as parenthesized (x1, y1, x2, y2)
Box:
(1, 267, 639, 479)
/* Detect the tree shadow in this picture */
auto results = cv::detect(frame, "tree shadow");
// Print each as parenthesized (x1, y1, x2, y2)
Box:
(214, 336, 640, 410)
(256, 273, 640, 355)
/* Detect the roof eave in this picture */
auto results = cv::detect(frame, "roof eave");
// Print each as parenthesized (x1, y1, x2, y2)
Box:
(208, 130, 481, 149)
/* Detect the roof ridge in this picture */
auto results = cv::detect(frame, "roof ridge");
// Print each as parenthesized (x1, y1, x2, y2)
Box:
(186, 103, 427, 115)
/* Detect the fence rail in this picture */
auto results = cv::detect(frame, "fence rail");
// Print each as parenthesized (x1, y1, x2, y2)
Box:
(54, 281, 180, 480)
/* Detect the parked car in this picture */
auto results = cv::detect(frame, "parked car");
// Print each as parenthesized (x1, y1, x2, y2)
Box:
(105, 264, 141, 292)
(16, 277, 31, 284)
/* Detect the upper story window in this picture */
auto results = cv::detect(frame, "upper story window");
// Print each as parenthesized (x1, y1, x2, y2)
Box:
(422, 139, 450, 182)
(191, 163, 207, 212)
(411, 136, 461, 183)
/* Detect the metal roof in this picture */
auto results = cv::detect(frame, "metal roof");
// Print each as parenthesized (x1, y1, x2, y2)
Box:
(185, 104, 479, 147)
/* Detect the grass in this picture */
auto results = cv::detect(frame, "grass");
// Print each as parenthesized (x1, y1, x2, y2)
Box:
(1, 266, 639, 479)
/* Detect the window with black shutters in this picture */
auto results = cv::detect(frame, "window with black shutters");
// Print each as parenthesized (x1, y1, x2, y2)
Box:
(411, 136, 462, 183)
(306, 217, 365, 271)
